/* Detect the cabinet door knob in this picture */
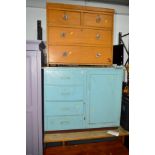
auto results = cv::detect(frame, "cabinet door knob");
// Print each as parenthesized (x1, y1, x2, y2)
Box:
(63, 14, 68, 20)
(96, 52, 102, 57)
(60, 32, 66, 38)
(96, 34, 101, 40)
(96, 15, 101, 23)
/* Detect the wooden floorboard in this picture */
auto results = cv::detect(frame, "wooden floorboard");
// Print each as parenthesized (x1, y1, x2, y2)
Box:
(44, 140, 129, 155)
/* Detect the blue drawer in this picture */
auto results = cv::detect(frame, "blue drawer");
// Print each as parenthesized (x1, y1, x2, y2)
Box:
(44, 85, 84, 101)
(45, 101, 84, 116)
(45, 116, 85, 131)
(44, 69, 84, 85)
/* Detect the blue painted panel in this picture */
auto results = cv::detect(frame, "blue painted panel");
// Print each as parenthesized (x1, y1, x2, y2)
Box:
(44, 67, 123, 131)
(45, 116, 84, 131)
(88, 69, 123, 128)
(45, 101, 84, 116)
(44, 85, 84, 101)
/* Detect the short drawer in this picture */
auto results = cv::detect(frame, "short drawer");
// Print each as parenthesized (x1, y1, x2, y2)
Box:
(44, 85, 84, 101)
(45, 115, 84, 131)
(47, 9, 81, 26)
(48, 46, 112, 65)
(44, 70, 84, 85)
(44, 101, 84, 116)
(82, 29, 112, 46)
(83, 12, 113, 28)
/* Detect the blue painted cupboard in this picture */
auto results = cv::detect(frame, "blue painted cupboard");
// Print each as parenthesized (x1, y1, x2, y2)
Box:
(44, 67, 124, 131)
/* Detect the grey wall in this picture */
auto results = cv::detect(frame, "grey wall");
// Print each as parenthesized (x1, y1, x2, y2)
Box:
(26, 0, 129, 44)
(26, 0, 129, 81)
(26, 7, 46, 41)
(26, 0, 46, 8)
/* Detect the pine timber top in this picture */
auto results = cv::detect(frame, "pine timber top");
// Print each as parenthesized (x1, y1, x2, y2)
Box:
(44, 127, 129, 143)
(47, 2, 115, 14)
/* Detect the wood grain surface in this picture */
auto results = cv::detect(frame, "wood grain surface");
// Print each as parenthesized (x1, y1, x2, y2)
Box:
(44, 140, 129, 155)
(48, 46, 112, 65)
(47, 2, 114, 65)
(44, 127, 129, 143)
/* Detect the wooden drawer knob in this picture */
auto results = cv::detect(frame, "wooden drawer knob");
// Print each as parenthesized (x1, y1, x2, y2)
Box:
(60, 32, 66, 38)
(96, 15, 101, 23)
(96, 52, 102, 58)
(63, 14, 68, 20)
(63, 51, 69, 57)
(96, 34, 101, 40)
(62, 51, 71, 57)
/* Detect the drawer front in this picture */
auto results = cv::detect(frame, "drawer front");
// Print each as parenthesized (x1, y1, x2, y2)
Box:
(48, 27, 81, 45)
(44, 69, 84, 85)
(84, 13, 113, 28)
(45, 116, 84, 131)
(82, 29, 112, 46)
(48, 27, 111, 46)
(47, 9, 81, 26)
(48, 46, 112, 65)
(45, 101, 84, 116)
(44, 85, 84, 101)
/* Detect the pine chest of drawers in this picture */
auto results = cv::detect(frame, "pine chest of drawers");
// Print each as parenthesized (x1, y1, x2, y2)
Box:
(44, 67, 123, 131)
(47, 3, 114, 65)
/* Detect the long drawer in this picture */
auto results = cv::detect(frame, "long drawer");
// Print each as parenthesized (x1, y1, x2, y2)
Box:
(48, 27, 112, 46)
(44, 85, 84, 101)
(48, 46, 112, 65)
(45, 115, 85, 131)
(44, 69, 84, 85)
(45, 101, 84, 116)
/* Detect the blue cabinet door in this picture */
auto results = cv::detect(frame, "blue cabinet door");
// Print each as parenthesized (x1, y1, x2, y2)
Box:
(87, 69, 123, 128)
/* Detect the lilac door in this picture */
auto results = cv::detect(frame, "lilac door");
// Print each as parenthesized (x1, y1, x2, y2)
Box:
(26, 47, 42, 155)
